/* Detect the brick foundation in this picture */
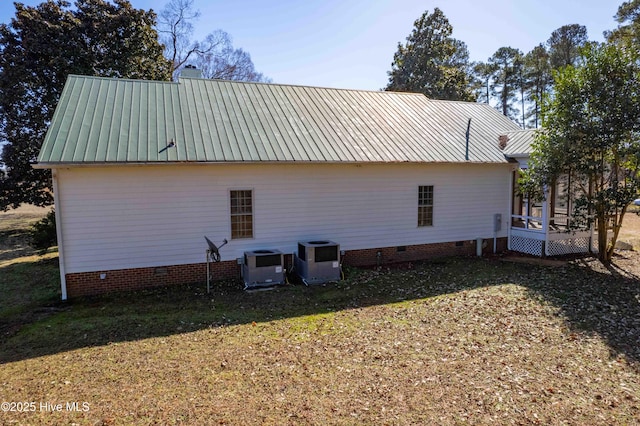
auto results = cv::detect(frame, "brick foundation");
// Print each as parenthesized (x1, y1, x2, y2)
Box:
(65, 261, 240, 298)
(342, 237, 508, 267)
(64, 238, 507, 298)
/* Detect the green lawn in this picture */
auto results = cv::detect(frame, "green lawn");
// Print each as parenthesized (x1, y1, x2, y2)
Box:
(1, 245, 639, 425)
(0, 206, 61, 343)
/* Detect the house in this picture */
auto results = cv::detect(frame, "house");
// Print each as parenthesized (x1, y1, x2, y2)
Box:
(38, 74, 532, 299)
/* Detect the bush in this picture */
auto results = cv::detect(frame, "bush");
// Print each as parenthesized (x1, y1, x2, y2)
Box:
(29, 209, 57, 253)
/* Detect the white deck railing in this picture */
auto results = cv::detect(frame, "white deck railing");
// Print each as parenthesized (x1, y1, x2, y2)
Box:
(509, 214, 594, 256)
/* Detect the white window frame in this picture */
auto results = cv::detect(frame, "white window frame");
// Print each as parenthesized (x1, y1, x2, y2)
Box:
(229, 189, 254, 239)
(418, 185, 434, 227)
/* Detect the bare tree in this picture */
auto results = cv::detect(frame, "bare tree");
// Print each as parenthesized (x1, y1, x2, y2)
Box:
(196, 45, 271, 82)
(158, 0, 268, 82)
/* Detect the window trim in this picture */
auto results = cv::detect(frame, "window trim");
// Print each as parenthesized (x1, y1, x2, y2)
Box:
(229, 189, 254, 240)
(418, 185, 434, 227)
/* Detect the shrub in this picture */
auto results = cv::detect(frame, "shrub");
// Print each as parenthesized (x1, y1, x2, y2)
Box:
(29, 209, 57, 253)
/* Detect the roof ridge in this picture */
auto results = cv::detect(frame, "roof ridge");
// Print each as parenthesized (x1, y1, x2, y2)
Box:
(182, 77, 428, 96)
(503, 128, 538, 135)
(68, 74, 431, 97)
(69, 75, 499, 103)
(68, 74, 178, 85)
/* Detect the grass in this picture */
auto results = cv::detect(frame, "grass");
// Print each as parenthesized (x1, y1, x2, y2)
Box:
(0, 208, 639, 425)
(0, 206, 61, 339)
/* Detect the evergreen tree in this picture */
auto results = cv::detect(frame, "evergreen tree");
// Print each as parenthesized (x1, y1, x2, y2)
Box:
(607, 0, 640, 45)
(522, 44, 553, 128)
(386, 8, 475, 101)
(547, 24, 589, 70)
(0, 0, 171, 210)
(487, 47, 523, 121)
(471, 61, 496, 104)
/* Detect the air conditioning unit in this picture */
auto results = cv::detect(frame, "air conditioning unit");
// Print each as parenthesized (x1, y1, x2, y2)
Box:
(294, 240, 341, 285)
(242, 249, 285, 289)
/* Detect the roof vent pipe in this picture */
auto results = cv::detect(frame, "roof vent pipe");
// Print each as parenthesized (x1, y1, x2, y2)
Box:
(465, 118, 472, 161)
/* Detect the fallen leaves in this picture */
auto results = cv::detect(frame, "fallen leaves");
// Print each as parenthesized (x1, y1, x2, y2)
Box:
(1, 254, 640, 424)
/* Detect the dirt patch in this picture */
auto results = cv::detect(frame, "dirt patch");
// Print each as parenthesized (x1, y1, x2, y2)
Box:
(619, 209, 640, 251)
(500, 254, 568, 267)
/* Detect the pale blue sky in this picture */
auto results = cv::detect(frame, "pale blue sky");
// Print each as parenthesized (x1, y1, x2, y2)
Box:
(0, 0, 620, 90)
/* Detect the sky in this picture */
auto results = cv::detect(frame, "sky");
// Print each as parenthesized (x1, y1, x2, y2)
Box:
(0, 0, 621, 91)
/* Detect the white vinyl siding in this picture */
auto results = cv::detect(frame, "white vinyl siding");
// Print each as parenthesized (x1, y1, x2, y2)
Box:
(55, 163, 511, 274)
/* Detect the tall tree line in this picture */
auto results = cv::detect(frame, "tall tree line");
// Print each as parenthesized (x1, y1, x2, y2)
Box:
(386, 8, 594, 129)
(472, 24, 589, 128)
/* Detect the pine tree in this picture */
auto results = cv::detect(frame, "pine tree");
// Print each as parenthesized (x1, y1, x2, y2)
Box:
(547, 24, 588, 70)
(471, 62, 496, 104)
(487, 47, 523, 121)
(607, 0, 640, 45)
(522, 44, 553, 128)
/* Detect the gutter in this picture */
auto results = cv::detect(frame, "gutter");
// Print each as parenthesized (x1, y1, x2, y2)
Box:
(51, 170, 67, 300)
(32, 158, 512, 169)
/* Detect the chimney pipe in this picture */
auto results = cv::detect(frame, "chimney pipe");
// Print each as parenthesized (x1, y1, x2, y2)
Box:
(180, 65, 203, 79)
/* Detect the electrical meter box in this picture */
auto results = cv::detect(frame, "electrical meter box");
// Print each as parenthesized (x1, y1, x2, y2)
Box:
(494, 213, 502, 232)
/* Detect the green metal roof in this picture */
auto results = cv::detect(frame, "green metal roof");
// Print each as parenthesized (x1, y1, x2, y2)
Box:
(38, 75, 522, 165)
(502, 129, 538, 157)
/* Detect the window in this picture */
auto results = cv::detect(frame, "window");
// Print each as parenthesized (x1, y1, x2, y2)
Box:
(230, 190, 253, 239)
(418, 185, 433, 227)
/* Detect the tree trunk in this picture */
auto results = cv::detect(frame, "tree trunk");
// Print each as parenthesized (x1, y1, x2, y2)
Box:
(606, 208, 627, 263)
(597, 214, 610, 265)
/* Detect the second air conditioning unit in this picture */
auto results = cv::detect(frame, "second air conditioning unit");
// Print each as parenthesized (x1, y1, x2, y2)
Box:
(242, 249, 285, 289)
(294, 240, 341, 285)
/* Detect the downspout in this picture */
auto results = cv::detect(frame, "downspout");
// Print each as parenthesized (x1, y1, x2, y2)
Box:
(52, 169, 67, 300)
(467, 118, 485, 257)
(542, 184, 550, 257)
(508, 167, 515, 250)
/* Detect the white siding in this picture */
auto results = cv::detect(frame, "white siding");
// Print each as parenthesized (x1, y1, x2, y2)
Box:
(56, 163, 511, 273)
